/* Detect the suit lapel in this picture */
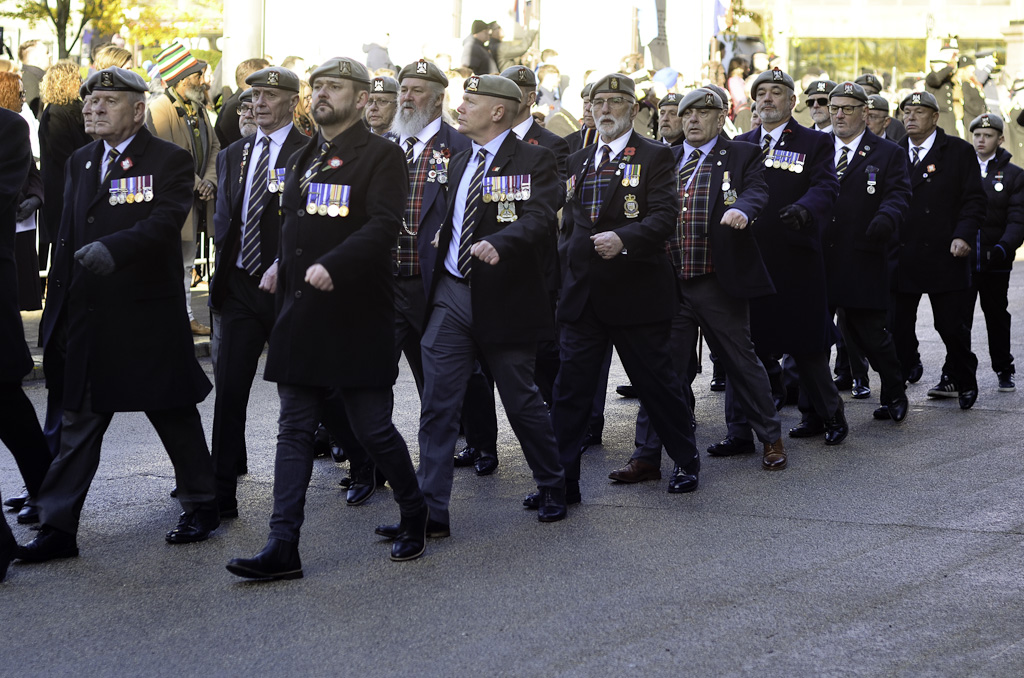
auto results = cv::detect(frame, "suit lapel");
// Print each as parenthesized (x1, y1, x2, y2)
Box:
(910, 133, 943, 188)
(706, 136, 728, 213)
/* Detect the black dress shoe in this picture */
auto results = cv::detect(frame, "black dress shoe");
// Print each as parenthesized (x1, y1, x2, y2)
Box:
(390, 508, 429, 561)
(227, 538, 303, 580)
(313, 424, 331, 458)
(0, 519, 14, 582)
(375, 518, 450, 539)
(906, 362, 924, 384)
(330, 446, 347, 463)
(536, 487, 567, 523)
(667, 466, 699, 494)
(833, 374, 853, 391)
(219, 501, 239, 519)
(16, 525, 79, 562)
(959, 387, 978, 410)
(169, 486, 178, 498)
(346, 481, 375, 506)
(453, 446, 481, 467)
(873, 405, 892, 420)
(706, 436, 755, 456)
(525, 484, 581, 509)
(474, 452, 498, 476)
(789, 418, 826, 438)
(580, 426, 603, 452)
(888, 396, 909, 422)
(851, 378, 871, 399)
(236, 464, 248, 476)
(615, 384, 637, 398)
(709, 377, 726, 392)
(824, 404, 849, 446)
(4, 488, 29, 511)
(165, 506, 220, 544)
(17, 502, 39, 524)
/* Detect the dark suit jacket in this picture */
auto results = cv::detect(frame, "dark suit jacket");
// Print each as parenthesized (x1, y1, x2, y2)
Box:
(215, 89, 244, 149)
(897, 128, 986, 294)
(671, 135, 773, 299)
(735, 118, 840, 354)
(522, 119, 570, 293)
(559, 132, 679, 326)
(973, 146, 1024, 274)
(0, 109, 33, 383)
(264, 122, 407, 388)
(415, 122, 471, 295)
(823, 130, 912, 310)
(430, 131, 559, 344)
(41, 126, 212, 412)
(209, 124, 308, 309)
(38, 101, 91, 244)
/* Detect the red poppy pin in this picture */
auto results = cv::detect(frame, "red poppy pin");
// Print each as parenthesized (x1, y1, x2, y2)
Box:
(441, 148, 451, 158)
(926, 164, 936, 173)
(329, 157, 342, 168)
(121, 158, 133, 170)
(624, 147, 636, 157)
(527, 138, 539, 145)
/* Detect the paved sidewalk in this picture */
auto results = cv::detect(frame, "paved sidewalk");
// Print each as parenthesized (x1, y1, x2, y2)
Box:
(3, 273, 1024, 677)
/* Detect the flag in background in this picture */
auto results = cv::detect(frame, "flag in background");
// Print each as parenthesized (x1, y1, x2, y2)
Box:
(713, 0, 732, 36)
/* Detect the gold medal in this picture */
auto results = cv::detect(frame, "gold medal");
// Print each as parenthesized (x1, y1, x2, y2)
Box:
(339, 205, 349, 217)
(126, 192, 135, 204)
(482, 193, 492, 203)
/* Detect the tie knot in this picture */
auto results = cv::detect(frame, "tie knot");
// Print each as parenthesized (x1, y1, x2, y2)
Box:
(108, 148, 119, 159)
(477, 148, 488, 163)
(261, 137, 271, 148)
(840, 146, 849, 153)
(320, 141, 330, 155)
(407, 137, 419, 149)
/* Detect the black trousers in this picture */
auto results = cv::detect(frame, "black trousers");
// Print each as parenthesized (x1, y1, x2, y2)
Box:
(552, 303, 699, 484)
(971, 270, 1014, 374)
(892, 289, 978, 388)
(211, 271, 275, 507)
(837, 307, 906, 406)
(0, 382, 51, 497)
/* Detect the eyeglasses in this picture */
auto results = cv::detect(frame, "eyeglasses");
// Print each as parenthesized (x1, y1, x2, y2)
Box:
(367, 97, 396, 107)
(807, 97, 829, 107)
(237, 105, 255, 116)
(591, 96, 631, 109)
(828, 104, 865, 115)
(866, 112, 889, 121)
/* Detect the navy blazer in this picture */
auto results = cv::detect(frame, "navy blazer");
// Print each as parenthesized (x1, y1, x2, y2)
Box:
(823, 130, 912, 310)
(897, 127, 986, 294)
(430, 131, 559, 344)
(265, 122, 407, 389)
(559, 131, 679, 326)
(0, 109, 33, 382)
(735, 117, 840, 354)
(413, 122, 471, 295)
(210, 124, 308, 309)
(522, 119, 570, 293)
(671, 134, 773, 299)
(973, 146, 1024, 273)
(42, 126, 211, 412)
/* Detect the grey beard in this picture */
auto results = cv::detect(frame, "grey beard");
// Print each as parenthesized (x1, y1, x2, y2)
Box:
(391, 105, 435, 138)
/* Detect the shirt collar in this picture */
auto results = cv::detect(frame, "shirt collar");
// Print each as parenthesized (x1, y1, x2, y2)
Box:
(760, 123, 785, 147)
(471, 128, 512, 162)
(512, 116, 534, 140)
(257, 122, 294, 147)
(594, 128, 632, 164)
(912, 129, 938, 155)
(401, 116, 443, 147)
(834, 130, 866, 156)
(104, 134, 136, 157)
(681, 136, 718, 161)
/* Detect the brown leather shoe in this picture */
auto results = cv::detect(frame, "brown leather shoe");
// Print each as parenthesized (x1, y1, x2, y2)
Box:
(190, 319, 212, 336)
(608, 458, 662, 483)
(762, 439, 787, 471)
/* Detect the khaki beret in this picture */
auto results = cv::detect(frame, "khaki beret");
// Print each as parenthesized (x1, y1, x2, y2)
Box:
(678, 88, 724, 113)
(804, 79, 838, 97)
(866, 95, 890, 114)
(371, 76, 399, 95)
(829, 81, 868, 103)
(580, 82, 594, 99)
(463, 74, 522, 102)
(658, 92, 683, 109)
(970, 113, 1004, 133)
(246, 67, 300, 93)
(398, 59, 448, 87)
(238, 88, 255, 104)
(751, 68, 795, 96)
(900, 91, 939, 111)
(87, 67, 148, 95)
(310, 57, 370, 86)
(854, 74, 883, 92)
(500, 65, 537, 89)
(591, 73, 636, 99)
(79, 71, 100, 99)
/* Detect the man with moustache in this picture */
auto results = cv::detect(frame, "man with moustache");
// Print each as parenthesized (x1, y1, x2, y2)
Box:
(657, 92, 685, 145)
(608, 88, 784, 485)
(552, 73, 700, 499)
(226, 57, 429, 580)
(17, 68, 220, 563)
(396, 73, 567, 531)
(208, 67, 308, 519)
(147, 43, 220, 336)
(803, 79, 837, 133)
(729, 68, 844, 460)
(821, 81, 912, 423)
(237, 89, 258, 137)
(893, 91, 985, 409)
(365, 75, 399, 138)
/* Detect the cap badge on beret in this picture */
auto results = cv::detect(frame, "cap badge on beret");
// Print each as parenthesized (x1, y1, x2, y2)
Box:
(100, 71, 114, 88)
(911, 93, 922, 105)
(705, 93, 715, 106)
(981, 115, 992, 128)
(844, 83, 854, 94)
(267, 72, 279, 87)
(373, 79, 384, 92)
(816, 82, 827, 92)
(339, 61, 351, 76)
(466, 76, 480, 92)
(610, 77, 619, 90)
(517, 68, 527, 82)
(416, 60, 428, 75)
(772, 68, 784, 82)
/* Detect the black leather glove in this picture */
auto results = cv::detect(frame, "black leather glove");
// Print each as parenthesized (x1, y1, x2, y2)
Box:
(74, 241, 116, 276)
(989, 243, 1009, 264)
(865, 215, 894, 243)
(778, 204, 810, 231)
(16, 196, 42, 222)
